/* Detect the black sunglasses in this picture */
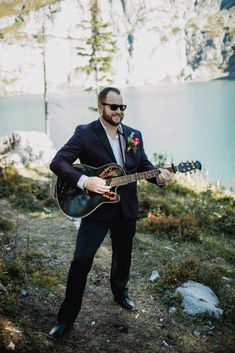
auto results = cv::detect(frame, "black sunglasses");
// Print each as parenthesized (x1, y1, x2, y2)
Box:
(101, 103, 127, 111)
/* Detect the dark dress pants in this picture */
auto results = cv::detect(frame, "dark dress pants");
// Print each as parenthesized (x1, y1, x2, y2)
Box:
(57, 217, 136, 325)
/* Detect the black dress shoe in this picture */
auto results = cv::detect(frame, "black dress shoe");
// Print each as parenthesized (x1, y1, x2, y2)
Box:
(114, 296, 135, 310)
(47, 323, 73, 340)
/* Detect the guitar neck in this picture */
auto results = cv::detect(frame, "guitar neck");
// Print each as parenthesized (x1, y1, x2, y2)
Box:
(109, 166, 175, 187)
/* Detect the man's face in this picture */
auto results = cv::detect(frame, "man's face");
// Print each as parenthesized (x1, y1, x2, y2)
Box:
(99, 91, 125, 127)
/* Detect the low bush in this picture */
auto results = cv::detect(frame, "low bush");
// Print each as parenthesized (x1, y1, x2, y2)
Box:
(0, 166, 55, 211)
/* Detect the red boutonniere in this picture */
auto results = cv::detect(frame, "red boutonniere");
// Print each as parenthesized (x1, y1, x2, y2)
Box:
(127, 132, 140, 153)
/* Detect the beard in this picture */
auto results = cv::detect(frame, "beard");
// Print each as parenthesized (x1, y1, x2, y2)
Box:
(102, 110, 124, 126)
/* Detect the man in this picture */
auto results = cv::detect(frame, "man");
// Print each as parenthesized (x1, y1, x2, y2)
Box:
(48, 87, 171, 339)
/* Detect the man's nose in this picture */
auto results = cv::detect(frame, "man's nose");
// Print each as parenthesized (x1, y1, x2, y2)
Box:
(115, 106, 121, 113)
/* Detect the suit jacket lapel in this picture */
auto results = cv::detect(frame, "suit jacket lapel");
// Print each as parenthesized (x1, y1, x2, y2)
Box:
(94, 119, 116, 162)
(121, 124, 130, 168)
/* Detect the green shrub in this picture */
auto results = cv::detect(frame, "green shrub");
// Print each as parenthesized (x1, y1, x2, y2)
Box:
(0, 216, 16, 232)
(0, 166, 54, 211)
(222, 287, 235, 323)
(137, 176, 235, 241)
(160, 256, 201, 288)
(0, 292, 20, 317)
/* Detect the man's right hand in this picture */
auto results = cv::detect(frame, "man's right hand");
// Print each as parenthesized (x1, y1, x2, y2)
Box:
(85, 177, 111, 194)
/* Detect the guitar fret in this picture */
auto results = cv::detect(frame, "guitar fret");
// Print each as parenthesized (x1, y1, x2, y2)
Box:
(131, 174, 136, 182)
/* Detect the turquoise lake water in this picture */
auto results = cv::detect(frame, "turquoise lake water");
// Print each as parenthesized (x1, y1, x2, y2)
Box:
(0, 80, 234, 189)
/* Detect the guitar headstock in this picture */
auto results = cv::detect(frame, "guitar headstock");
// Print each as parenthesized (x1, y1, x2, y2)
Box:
(177, 160, 202, 174)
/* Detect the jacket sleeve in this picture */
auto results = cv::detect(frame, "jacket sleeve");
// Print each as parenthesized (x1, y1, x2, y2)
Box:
(50, 126, 84, 188)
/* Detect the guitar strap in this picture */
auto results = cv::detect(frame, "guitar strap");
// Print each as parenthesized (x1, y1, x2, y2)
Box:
(117, 130, 127, 171)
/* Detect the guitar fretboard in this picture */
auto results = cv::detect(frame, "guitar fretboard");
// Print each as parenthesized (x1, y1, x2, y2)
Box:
(109, 166, 174, 187)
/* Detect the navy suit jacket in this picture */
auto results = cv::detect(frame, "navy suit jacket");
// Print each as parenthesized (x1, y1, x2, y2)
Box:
(50, 119, 157, 221)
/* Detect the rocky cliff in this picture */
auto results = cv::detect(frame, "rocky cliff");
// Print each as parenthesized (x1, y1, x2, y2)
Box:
(0, 0, 234, 96)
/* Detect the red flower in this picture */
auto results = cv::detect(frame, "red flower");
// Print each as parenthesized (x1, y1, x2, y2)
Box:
(127, 132, 140, 153)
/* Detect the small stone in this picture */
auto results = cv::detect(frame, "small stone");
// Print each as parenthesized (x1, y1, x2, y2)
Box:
(43, 207, 51, 213)
(19, 289, 29, 297)
(150, 270, 160, 282)
(168, 307, 177, 315)
(0, 282, 7, 293)
(164, 246, 176, 252)
(224, 283, 231, 289)
(222, 276, 231, 281)
(215, 257, 225, 262)
(162, 340, 171, 347)
(207, 330, 214, 336)
(144, 251, 149, 256)
(48, 292, 56, 299)
(160, 318, 164, 322)
(192, 330, 201, 337)
(7, 342, 15, 350)
(91, 321, 96, 326)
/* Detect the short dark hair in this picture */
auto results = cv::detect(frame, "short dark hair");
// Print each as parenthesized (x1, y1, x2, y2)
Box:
(98, 87, 121, 103)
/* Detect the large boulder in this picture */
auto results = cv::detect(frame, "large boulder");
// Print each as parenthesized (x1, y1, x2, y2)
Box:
(0, 131, 56, 169)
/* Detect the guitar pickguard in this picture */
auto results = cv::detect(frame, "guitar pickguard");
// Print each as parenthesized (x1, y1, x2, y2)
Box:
(99, 165, 123, 179)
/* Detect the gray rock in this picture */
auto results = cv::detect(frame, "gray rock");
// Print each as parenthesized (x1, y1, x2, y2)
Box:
(168, 307, 177, 315)
(149, 270, 160, 282)
(162, 340, 171, 348)
(207, 330, 214, 336)
(224, 283, 231, 289)
(192, 329, 201, 337)
(0, 281, 7, 293)
(164, 246, 176, 252)
(43, 207, 52, 213)
(176, 280, 223, 318)
(0, 131, 56, 168)
(19, 289, 29, 297)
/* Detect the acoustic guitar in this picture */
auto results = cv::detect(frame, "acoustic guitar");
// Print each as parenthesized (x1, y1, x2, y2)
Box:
(55, 160, 202, 218)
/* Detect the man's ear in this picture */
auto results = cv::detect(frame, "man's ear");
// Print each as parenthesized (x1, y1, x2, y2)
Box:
(98, 103, 103, 115)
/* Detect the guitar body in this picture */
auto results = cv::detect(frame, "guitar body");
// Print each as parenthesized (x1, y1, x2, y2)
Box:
(56, 163, 125, 218)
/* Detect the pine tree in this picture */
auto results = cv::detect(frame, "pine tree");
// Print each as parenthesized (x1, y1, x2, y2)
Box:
(76, 0, 116, 96)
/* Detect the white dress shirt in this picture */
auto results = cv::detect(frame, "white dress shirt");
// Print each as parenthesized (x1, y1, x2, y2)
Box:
(77, 120, 125, 189)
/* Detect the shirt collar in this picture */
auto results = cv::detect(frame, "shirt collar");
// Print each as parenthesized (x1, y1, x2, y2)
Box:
(99, 118, 123, 137)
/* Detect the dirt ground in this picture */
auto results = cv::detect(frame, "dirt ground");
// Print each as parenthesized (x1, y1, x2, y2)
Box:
(0, 199, 234, 353)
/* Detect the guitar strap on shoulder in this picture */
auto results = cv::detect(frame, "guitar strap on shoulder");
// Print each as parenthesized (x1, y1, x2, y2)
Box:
(117, 130, 127, 171)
